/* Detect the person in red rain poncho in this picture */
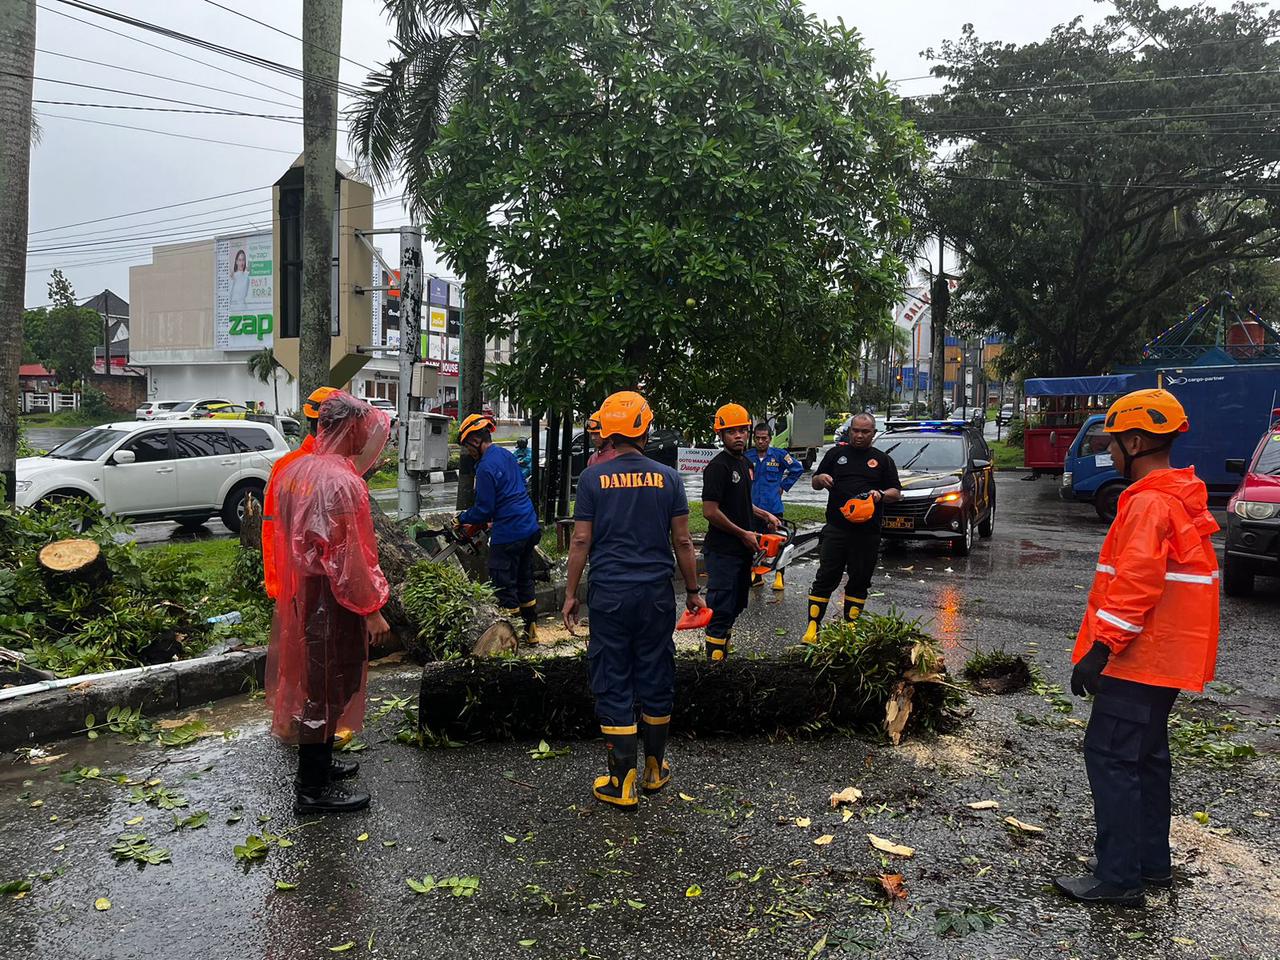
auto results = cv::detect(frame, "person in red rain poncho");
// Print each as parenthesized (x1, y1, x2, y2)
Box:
(266, 393, 392, 814)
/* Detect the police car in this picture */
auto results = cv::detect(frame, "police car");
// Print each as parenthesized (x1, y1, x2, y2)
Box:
(876, 421, 996, 556)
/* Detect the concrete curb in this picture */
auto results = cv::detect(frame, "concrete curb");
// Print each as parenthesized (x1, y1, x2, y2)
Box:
(0, 648, 267, 751)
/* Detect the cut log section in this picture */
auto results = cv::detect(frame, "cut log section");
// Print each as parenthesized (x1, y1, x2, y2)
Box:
(37, 539, 106, 586)
(417, 652, 954, 741)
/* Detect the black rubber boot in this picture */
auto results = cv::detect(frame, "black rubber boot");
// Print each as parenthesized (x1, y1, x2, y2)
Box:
(328, 739, 359, 780)
(640, 714, 671, 794)
(294, 742, 370, 815)
(705, 633, 728, 662)
(592, 726, 638, 810)
(1085, 857, 1173, 888)
(1053, 874, 1144, 906)
(842, 594, 866, 623)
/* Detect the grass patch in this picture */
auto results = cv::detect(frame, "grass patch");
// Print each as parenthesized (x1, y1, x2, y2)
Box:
(687, 501, 826, 537)
(988, 440, 1023, 470)
(20, 409, 124, 428)
(146, 538, 272, 646)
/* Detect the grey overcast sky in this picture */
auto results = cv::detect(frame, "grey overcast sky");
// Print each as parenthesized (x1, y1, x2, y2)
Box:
(19, 0, 1181, 306)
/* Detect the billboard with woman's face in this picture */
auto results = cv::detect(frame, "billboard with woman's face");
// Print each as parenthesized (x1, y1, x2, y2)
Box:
(214, 231, 273, 350)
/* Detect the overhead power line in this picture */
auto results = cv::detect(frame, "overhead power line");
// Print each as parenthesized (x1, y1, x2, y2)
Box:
(49, 0, 365, 97)
(902, 65, 1280, 100)
(196, 0, 377, 75)
(37, 111, 301, 156)
(37, 2, 302, 102)
(34, 47, 302, 110)
(34, 98, 307, 121)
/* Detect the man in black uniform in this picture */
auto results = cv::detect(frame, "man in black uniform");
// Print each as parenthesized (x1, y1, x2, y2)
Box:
(802, 413, 902, 643)
(701, 403, 778, 662)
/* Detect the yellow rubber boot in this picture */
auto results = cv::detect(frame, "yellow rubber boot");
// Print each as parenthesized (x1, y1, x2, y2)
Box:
(802, 595, 829, 644)
(640, 713, 671, 793)
(592, 725, 639, 810)
(842, 595, 866, 623)
(772, 571, 785, 591)
(519, 599, 538, 645)
(751, 571, 763, 587)
(705, 634, 728, 663)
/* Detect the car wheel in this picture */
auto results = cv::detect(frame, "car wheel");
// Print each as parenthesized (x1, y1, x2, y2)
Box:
(221, 482, 264, 534)
(1223, 551, 1255, 598)
(978, 498, 995, 538)
(952, 512, 975, 556)
(1094, 483, 1125, 523)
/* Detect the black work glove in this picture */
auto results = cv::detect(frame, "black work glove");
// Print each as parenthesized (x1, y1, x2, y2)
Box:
(1070, 641, 1111, 697)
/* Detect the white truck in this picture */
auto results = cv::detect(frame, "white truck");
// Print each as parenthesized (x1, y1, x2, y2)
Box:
(776, 402, 826, 469)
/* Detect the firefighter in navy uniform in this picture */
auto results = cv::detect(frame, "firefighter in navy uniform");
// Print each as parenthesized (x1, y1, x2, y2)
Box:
(700, 404, 779, 662)
(456, 413, 542, 644)
(745, 421, 805, 590)
(563, 391, 704, 810)
(802, 413, 902, 643)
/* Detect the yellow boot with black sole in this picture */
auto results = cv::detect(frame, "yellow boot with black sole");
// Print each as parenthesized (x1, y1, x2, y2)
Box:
(592, 725, 639, 810)
(802, 595, 829, 644)
(640, 713, 671, 793)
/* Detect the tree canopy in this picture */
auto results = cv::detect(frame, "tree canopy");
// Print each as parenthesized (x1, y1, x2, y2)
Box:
(392, 0, 919, 423)
(23, 270, 98, 385)
(912, 0, 1280, 378)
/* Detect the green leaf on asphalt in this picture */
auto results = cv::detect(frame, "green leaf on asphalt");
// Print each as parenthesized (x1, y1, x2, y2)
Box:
(94, 897, 111, 911)
(518, 940, 537, 948)
(0, 880, 32, 895)
(328, 942, 355, 953)
(274, 881, 298, 891)
(625, 899, 646, 910)
(504, 835, 518, 844)
(685, 884, 703, 898)
(173, 811, 209, 831)
(727, 871, 747, 882)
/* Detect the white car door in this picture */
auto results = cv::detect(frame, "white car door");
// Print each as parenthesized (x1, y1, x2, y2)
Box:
(102, 429, 178, 516)
(173, 428, 239, 511)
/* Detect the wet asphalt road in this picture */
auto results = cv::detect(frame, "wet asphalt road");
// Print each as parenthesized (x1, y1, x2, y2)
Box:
(2, 474, 1278, 960)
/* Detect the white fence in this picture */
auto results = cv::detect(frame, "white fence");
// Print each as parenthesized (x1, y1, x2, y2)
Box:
(21, 391, 80, 414)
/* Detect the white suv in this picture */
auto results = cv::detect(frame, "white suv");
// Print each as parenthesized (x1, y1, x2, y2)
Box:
(153, 398, 233, 421)
(136, 400, 181, 420)
(15, 420, 289, 533)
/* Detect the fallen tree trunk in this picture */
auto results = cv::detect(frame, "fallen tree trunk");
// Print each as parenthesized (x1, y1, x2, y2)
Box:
(417, 649, 956, 742)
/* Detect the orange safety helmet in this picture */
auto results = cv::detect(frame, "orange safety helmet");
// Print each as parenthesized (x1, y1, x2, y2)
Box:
(597, 391, 653, 439)
(713, 403, 751, 432)
(302, 386, 341, 419)
(458, 412, 497, 444)
(840, 495, 877, 524)
(1104, 389, 1189, 435)
(586, 411, 603, 434)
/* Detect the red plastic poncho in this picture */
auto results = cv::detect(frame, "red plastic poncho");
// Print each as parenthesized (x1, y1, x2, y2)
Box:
(265, 394, 391, 745)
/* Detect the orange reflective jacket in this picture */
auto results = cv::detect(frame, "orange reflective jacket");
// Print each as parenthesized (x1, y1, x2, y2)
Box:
(1073, 466, 1220, 692)
(262, 434, 315, 599)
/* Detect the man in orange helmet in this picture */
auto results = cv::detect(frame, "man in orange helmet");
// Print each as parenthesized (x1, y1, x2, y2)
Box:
(700, 403, 779, 662)
(456, 412, 542, 644)
(585, 411, 617, 467)
(563, 391, 703, 810)
(1054, 388, 1220, 906)
(802, 413, 901, 643)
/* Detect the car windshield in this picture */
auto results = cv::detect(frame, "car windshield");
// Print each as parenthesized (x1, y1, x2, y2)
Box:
(46, 427, 122, 461)
(1255, 436, 1280, 475)
(879, 435, 966, 472)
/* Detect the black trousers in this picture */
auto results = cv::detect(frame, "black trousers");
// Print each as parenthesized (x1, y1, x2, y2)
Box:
(1084, 675, 1179, 889)
(808, 523, 880, 602)
(704, 548, 752, 639)
(488, 530, 541, 609)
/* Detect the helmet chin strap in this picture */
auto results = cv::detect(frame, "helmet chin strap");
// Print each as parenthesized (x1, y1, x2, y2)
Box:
(1118, 440, 1172, 479)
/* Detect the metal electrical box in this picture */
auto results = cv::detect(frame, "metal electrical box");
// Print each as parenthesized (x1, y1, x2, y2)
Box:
(405, 412, 451, 474)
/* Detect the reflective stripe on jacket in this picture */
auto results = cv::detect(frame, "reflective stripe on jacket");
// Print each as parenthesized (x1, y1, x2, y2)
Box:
(1073, 466, 1221, 692)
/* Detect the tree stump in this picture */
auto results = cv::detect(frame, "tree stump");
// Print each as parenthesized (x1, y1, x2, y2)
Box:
(38, 539, 107, 587)
(239, 494, 263, 552)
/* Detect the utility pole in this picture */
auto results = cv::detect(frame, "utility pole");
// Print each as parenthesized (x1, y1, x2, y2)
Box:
(455, 275, 487, 510)
(397, 227, 423, 520)
(930, 235, 949, 420)
(298, 0, 343, 400)
(0, 1, 35, 504)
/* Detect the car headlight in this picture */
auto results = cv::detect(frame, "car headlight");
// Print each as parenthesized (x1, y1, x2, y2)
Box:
(1062, 471, 1073, 486)
(1234, 500, 1280, 521)
(14, 479, 31, 493)
(933, 482, 963, 503)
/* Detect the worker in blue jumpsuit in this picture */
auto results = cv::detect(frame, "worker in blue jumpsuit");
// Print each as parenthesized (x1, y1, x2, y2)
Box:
(745, 421, 805, 590)
(456, 414, 542, 645)
(562, 391, 704, 810)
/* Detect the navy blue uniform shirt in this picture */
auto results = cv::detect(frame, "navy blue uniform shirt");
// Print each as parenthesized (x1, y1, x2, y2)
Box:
(574, 450, 688, 584)
(458, 443, 540, 544)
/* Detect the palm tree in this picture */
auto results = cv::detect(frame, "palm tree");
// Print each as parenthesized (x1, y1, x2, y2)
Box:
(247, 348, 293, 414)
(349, 0, 491, 509)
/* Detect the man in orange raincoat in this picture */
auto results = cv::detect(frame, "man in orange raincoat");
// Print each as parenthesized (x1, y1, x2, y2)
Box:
(266, 393, 391, 814)
(1055, 389, 1220, 905)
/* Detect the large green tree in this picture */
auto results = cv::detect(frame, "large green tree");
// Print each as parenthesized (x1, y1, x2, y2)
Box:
(912, 0, 1280, 378)
(357, 0, 920, 426)
(24, 270, 99, 386)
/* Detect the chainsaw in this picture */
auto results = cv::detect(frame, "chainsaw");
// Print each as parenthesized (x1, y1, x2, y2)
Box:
(752, 518, 797, 580)
(413, 521, 487, 564)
